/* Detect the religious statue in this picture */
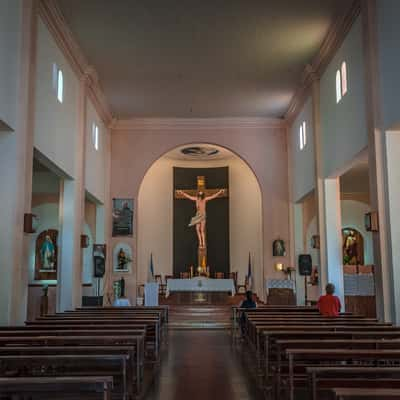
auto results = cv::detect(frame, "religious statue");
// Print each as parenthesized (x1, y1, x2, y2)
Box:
(343, 229, 359, 265)
(117, 248, 131, 271)
(40, 235, 55, 270)
(177, 189, 225, 249)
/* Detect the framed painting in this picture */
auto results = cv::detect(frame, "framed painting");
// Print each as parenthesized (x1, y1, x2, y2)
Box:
(272, 239, 286, 257)
(112, 198, 133, 237)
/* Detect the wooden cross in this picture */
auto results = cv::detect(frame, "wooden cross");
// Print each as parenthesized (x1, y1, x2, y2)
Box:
(174, 176, 228, 200)
(175, 176, 228, 274)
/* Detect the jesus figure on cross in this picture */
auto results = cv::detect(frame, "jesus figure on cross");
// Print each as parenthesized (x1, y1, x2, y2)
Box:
(176, 189, 225, 248)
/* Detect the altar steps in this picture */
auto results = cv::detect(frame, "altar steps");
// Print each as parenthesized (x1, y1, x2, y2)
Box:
(168, 305, 232, 330)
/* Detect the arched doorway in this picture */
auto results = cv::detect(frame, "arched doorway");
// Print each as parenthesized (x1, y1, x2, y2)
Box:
(137, 143, 264, 298)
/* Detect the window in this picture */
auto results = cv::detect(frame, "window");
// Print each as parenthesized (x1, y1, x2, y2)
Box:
(336, 70, 342, 103)
(341, 62, 347, 96)
(299, 121, 306, 150)
(336, 61, 348, 103)
(92, 123, 99, 151)
(52, 63, 64, 103)
(57, 70, 63, 103)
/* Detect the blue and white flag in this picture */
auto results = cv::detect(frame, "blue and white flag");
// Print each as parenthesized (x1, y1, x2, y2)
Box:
(148, 253, 155, 282)
(247, 252, 253, 290)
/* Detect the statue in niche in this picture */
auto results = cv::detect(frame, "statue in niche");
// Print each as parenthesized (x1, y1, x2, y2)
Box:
(342, 228, 364, 265)
(40, 235, 56, 271)
(117, 248, 131, 271)
(35, 229, 58, 280)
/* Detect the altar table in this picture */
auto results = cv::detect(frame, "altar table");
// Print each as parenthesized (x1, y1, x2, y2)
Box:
(166, 277, 236, 297)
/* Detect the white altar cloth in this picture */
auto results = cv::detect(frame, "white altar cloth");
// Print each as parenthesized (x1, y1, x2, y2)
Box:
(166, 277, 235, 297)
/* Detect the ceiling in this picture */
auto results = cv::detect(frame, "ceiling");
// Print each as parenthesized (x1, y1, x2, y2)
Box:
(57, 0, 348, 119)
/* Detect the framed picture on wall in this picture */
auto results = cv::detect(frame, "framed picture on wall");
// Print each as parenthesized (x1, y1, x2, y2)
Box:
(272, 239, 286, 257)
(112, 198, 133, 236)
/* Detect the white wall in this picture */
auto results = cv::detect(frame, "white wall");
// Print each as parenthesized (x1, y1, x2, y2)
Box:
(290, 97, 315, 201)
(137, 156, 263, 296)
(85, 99, 107, 203)
(34, 18, 79, 178)
(341, 199, 373, 265)
(0, 0, 21, 131)
(320, 17, 367, 178)
(377, 0, 400, 130)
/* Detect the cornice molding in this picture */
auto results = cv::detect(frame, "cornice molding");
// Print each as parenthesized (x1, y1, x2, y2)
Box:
(284, 0, 361, 124)
(111, 117, 286, 132)
(38, 0, 113, 125)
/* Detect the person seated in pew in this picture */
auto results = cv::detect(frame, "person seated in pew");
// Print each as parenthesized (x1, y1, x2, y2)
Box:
(317, 283, 341, 317)
(239, 291, 257, 335)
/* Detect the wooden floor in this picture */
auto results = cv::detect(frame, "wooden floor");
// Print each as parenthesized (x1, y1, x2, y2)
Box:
(145, 330, 263, 400)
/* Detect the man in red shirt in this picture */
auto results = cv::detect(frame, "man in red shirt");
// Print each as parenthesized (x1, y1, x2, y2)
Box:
(317, 283, 341, 316)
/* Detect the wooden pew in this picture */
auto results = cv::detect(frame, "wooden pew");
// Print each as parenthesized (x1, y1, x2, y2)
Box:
(307, 367, 400, 400)
(0, 354, 129, 400)
(286, 349, 400, 400)
(263, 330, 400, 386)
(247, 322, 395, 373)
(275, 340, 400, 399)
(0, 376, 113, 400)
(76, 306, 169, 323)
(0, 345, 144, 397)
(331, 387, 400, 399)
(26, 318, 161, 361)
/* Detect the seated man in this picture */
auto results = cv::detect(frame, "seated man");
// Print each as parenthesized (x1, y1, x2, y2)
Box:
(239, 290, 257, 335)
(317, 283, 341, 316)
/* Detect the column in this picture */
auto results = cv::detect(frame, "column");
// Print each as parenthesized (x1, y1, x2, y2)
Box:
(361, 0, 393, 321)
(322, 179, 345, 306)
(0, 0, 37, 325)
(57, 77, 86, 312)
(293, 204, 305, 305)
(385, 131, 400, 323)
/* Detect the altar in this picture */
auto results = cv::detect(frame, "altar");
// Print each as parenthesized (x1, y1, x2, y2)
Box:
(166, 277, 236, 297)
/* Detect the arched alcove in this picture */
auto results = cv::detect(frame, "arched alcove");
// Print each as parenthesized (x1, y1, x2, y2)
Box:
(137, 143, 264, 297)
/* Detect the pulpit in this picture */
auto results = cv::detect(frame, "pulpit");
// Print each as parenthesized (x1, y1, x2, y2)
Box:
(144, 282, 159, 306)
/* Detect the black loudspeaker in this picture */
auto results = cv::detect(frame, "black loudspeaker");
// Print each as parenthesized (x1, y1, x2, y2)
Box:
(298, 254, 312, 276)
(94, 256, 105, 278)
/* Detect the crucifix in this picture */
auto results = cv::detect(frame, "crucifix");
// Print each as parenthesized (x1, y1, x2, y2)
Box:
(175, 176, 228, 274)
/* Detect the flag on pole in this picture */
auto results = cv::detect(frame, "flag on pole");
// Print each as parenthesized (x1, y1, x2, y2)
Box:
(247, 252, 253, 291)
(148, 253, 155, 282)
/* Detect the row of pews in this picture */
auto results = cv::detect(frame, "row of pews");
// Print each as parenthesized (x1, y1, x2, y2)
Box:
(0, 305, 168, 399)
(233, 305, 400, 400)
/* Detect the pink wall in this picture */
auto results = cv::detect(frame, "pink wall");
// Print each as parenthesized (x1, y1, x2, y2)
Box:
(110, 119, 290, 301)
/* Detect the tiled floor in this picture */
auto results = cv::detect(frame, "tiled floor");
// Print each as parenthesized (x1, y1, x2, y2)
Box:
(145, 330, 263, 400)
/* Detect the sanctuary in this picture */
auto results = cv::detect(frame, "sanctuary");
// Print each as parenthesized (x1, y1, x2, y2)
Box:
(2, 0, 400, 399)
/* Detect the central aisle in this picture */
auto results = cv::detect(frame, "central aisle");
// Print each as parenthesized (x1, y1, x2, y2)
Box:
(145, 330, 263, 400)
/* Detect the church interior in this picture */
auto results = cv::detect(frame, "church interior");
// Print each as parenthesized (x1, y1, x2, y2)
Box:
(2, 0, 400, 398)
